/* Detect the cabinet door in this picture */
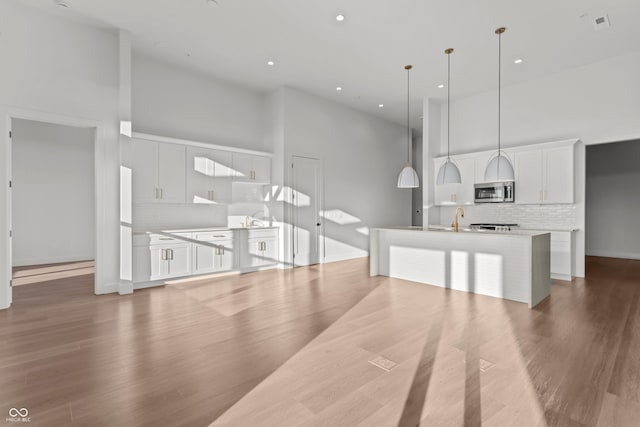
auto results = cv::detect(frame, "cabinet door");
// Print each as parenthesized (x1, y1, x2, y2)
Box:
(193, 243, 217, 274)
(543, 146, 574, 204)
(252, 156, 271, 183)
(186, 147, 215, 204)
(262, 237, 278, 266)
(167, 244, 191, 277)
(149, 247, 168, 280)
(216, 240, 235, 271)
(157, 143, 186, 203)
(232, 153, 253, 181)
(247, 238, 266, 267)
(132, 139, 159, 204)
(515, 149, 543, 204)
(454, 158, 476, 205)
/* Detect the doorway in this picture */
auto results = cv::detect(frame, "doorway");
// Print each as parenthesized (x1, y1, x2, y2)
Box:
(585, 139, 640, 261)
(10, 119, 96, 292)
(291, 155, 322, 267)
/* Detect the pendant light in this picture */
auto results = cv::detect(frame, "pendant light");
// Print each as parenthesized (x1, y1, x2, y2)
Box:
(484, 27, 515, 182)
(397, 65, 420, 188)
(436, 48, 462, 185)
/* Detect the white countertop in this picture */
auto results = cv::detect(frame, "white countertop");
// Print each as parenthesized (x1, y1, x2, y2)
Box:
(373, 225, 549, 237)
(133, 225, 279, 235)
(429, 224, 579, 232)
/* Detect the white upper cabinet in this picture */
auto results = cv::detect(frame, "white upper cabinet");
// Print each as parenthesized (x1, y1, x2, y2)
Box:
(132, 138, 186, 204)
(514, 144, 574, 204)
(433, 157, 475, 206)
(232, 153, 271, 183)
(132, 138, 158, 204)
(543, 146, 574, 204)
(515, 150, 543, 204)
(186, 147, 232, 204)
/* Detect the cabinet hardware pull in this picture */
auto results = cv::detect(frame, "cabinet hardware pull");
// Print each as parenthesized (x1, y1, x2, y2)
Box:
(160, 188, 163, 199)
(169, 249, 174, 260)
(212, 235, 226, 238)
(161, 249, 166, 260)
(159, 237, 173, 240)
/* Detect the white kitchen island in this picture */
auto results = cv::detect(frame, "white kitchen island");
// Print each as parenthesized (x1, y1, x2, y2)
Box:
(370, 227, 551, 308)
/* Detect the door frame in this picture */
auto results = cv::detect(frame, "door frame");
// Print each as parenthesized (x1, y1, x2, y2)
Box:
(289, 153, 324, 268)
(2, 107, 107, 308)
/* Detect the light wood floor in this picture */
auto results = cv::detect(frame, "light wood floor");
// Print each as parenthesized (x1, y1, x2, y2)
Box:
(1, 257, 639, 426)
(12, 260, 95, 286)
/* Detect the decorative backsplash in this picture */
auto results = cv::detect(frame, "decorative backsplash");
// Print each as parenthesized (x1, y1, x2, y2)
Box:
(438, 204, 578, 229)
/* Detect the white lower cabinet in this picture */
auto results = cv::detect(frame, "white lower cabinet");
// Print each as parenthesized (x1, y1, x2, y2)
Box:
(133, 228, 279, 286)
(191, 230, 235, 274)
(150, 242, 191, 281)
(240, 229, 279, 269)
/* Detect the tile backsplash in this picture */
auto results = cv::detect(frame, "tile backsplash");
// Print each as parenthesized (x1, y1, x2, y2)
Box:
(438, 204, 578, 229)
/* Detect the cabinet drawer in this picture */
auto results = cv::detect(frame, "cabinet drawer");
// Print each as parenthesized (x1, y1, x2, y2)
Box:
(149, 234, 191, 245)
(247, 229, 278, 239)
(194, 231, 233, 241)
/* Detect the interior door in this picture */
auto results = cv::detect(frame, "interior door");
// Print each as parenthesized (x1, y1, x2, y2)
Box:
(292, 155, 321, 266)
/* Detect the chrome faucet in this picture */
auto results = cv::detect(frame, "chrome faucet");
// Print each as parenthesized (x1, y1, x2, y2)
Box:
(452, 207, 465, 232)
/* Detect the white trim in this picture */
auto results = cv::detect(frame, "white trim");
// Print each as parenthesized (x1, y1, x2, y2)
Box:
(586, 251, 640, 260)
(12, 256, 94, 267)
(132, 132, 273, 158)
(2, 106, 109, 309)
(118, 281, 134, 295)
(434, 138, 579, 161)
(324, 254, 368, 264)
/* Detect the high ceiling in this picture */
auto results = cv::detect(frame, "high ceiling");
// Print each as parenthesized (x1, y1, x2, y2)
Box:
(17, 0, 640, 127)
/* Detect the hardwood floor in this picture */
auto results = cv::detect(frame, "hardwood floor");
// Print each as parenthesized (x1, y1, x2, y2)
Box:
(0, 256, 639, 426)
(12, 261, 95, 287)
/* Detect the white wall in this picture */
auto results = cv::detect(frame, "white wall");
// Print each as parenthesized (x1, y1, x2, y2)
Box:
(437, 51, 640, 155)
(586, 140, 640, 259)
(279, 87, 411, 263)
(0, 1, 122, 308)
(132, 53, 266, 151)
(12, 119, 95, 266)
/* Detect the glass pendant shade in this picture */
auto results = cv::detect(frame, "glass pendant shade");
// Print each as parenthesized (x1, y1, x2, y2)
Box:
(436, 159, 462, 185)
(484, 153, 515, 182)
(397, 164, 420, 188)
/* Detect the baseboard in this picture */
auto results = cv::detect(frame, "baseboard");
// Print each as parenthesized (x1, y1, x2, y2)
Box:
(586, 251, 640, 260)
(13, 255, 93, 267)
(96, 282, 119, 295)
(323, 254, 368, 264)
(118, 281, 134, 295)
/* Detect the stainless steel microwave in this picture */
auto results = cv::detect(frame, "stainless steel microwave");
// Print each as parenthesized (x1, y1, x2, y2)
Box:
(474, 181, 515, 203)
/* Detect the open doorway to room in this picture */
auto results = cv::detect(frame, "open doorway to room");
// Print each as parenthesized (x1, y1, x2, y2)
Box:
(10, 119, 96, 294)
(585, 139, 640, 266)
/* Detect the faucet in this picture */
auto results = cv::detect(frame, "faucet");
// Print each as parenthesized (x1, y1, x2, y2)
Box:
(452, 207, 465, 232)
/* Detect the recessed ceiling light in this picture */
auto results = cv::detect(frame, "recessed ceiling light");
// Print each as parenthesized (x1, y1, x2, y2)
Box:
(438, 84, 445, 89)
(378, 104, 384, 108)
(336, 87, 342, 91)
(186, 52, 191, 58)
(206, 0, 218, 6)
(514, 58, 524, 64)
(54, 0, 70, 8)
(336, 14, 345, 22)
(267, 60, 275, 66)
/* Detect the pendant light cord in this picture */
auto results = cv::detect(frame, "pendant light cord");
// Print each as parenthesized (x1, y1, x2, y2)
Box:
(498, 30, 502, 157)
(447, 51, 451, 161)
(406, 66, 411, 164)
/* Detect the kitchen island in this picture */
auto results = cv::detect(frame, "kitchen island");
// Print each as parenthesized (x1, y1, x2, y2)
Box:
(370, 227, 551, 308)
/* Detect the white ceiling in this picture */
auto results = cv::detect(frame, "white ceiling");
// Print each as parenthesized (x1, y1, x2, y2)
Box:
(17, 0, 640, 128)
